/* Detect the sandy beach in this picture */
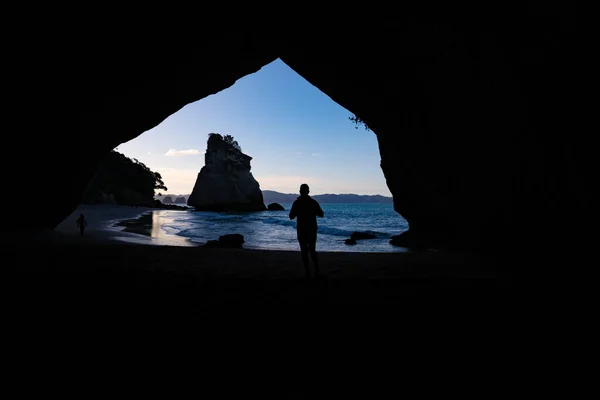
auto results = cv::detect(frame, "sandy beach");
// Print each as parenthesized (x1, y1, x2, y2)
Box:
(5, 204, 538, 395)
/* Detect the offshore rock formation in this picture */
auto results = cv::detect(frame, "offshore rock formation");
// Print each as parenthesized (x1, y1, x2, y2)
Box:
(187, 134, 266, 212)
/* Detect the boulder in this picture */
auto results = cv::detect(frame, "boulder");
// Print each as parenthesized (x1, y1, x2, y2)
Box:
(204, 233, 245, 249)
(350, 231, 377, 240)
(267, 203, 285, 211)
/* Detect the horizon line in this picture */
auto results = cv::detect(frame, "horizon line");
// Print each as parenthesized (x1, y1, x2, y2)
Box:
(156, 191, 393, 197)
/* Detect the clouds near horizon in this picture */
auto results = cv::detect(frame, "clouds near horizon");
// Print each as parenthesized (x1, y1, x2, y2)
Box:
(154, 168, 199, 194)
(165, 149, 201, 157)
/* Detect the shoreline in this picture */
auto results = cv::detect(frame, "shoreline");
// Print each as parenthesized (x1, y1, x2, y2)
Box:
(39, 204, 503, 274)
(37, 204, 505, 284)
(55, 203, 413, 253)
(53, 203, 196, 247)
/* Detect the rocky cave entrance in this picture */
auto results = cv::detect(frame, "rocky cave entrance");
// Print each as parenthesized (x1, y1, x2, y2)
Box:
(107, 58, 409, 249)
(116, 58, 393, 205)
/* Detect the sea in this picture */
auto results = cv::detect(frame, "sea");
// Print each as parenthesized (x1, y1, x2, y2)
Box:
(136, 202, 410, 253)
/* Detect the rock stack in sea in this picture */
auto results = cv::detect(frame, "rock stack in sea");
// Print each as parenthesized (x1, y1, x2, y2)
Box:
(187, 133, 267, 212)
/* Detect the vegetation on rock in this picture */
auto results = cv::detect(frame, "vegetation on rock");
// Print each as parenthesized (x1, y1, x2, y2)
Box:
(82, 150, 167, 206)
(208, 132, 242, 152)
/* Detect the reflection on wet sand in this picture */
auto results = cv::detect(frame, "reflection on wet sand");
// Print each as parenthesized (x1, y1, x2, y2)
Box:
(114, 211, 195, 246)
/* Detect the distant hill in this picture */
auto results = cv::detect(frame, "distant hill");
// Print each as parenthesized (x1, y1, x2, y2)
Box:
(262, 190, 393, 204)
(154, 191, 393, 205)
(155, 194, 190, 203)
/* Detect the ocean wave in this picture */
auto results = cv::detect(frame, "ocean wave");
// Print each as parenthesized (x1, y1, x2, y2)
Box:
(256, 217, 395, 238)
(202, 215, 250, 223)
(354, 230, 394, 239)
(259, 217, 297, 228)
(315, 226, 353, 237)
(316, 227, 392, 238)
(155, 205, 407, 251)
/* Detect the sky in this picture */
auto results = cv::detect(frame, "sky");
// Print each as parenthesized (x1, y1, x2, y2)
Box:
(115, 58, 391, 196)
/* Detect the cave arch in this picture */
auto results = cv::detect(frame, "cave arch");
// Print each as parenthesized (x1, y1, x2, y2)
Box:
(116, 58, 392, 202)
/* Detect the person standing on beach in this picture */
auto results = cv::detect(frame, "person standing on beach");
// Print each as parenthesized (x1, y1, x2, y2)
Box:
(289, 184, 324, 279)
(76, 213, 87, 236)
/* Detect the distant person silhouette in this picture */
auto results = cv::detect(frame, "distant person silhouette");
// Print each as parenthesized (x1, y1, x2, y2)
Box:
(289, 184, 324, 279)
(76, 213, 87, 236)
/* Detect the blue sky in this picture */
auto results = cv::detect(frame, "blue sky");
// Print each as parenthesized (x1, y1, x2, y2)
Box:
(116, 58, 391, 196)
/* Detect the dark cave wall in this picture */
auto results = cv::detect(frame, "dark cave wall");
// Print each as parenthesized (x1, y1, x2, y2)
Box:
(34, 36, 280, 229)
(280, 11, 585, 253)
(280, 28, 507, 250)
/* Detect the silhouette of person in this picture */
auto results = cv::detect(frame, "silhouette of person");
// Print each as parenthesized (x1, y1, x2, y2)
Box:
(76, 213, 87, 236)
(289, 184, 324, 279)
